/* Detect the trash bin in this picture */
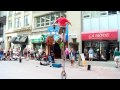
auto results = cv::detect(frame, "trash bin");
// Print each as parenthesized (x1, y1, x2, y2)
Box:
(87, 65, 91, 70)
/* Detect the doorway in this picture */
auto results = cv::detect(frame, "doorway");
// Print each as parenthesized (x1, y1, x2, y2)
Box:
(21, 45, 26, 56)
(53, 43, 61, 59)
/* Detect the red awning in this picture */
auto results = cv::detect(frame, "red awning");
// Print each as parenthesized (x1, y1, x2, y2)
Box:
(81, 30, 118, 41)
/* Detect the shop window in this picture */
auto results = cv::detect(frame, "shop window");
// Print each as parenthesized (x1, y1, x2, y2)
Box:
(108, 11, 117, 15)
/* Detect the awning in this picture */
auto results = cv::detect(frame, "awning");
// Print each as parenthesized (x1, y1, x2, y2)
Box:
(81, 30, 118, 41)
(11, 37, 16, 43)
(31, 35, 44, 43)
(19, 36, 28, 43)
(12, 35, 28, 44)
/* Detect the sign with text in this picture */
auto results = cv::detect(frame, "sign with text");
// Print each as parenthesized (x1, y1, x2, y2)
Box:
(81, 30, 118, 41)
(80, 53, 85, 61)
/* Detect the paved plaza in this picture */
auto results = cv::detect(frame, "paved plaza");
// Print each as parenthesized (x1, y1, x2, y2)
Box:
(0, 59, 120, 79)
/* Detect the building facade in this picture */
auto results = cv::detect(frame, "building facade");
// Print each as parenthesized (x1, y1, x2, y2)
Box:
(5, 11, 32, 51)
(67, 11, 82, 54)
(0, 11, 6, 49)
(31, 11, 67, 59)
(81, 11, 120, 61)
(31, 11, 82, 59)
(5, 11, 82, 59)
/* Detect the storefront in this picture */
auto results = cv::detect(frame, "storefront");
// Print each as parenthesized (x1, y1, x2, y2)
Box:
(47, 24, 69, 59)
(11, 35, 28, 53)
(81, 30, 118, 61)
(30, 35, 47, 50)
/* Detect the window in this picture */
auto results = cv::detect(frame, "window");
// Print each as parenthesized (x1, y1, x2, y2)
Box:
(36, 17, 40, 27)
(117, 11, 120, 14)
(41, 17, 45, 27)
(8, 20, 12, 29)
(0, 23, 3, 30)
(108, 11, 117, 15)
(24, 15, 29, 26)
(0, 11, 6, 17)
(56, 12, 61, 19)
(35, 11, 66, 28)
(82, 11, 91, 18)
(100, 11, 108, 16)
(45, 15, 50, 26)
(15, 18, 21, 28)
(50, 13, 55, 24)
(15, 11, 21, 14)
(8, 11, 13, 16)
(91, 11, 100, 18)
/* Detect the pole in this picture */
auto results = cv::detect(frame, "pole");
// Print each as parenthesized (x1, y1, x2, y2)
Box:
(62, 28, 65, 70)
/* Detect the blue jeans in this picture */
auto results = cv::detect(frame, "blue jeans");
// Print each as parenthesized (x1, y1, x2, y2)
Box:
(0, 54, 3, 60)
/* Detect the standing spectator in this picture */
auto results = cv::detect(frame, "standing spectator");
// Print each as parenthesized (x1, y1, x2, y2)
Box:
(64, 47, 69, 60)
(51, 50, 55, 63)
(9, 48, 13, 60)
(23, 47, 27, 59)
(30, 48, 35, 60)
(0, 49, 3, 61)
(43, 52, 47, 64)
(3, 48, 6, 61)
(6, 50, 10, 61)
(69, 48, 75, 66)
(48, 54, 52, 67)
(88, 48, 94, 61)
(113, 48, 120, 68)
(34, 48, 38, 60)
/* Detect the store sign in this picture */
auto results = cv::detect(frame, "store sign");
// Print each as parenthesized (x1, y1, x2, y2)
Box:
(88, 33, 109, 39)
(69, 34, 77, 38)
(82, 30, 118, 40)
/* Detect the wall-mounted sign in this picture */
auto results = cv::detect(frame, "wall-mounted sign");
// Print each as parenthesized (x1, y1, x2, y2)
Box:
(69, 34, 77, 38)
(82, 30, 118, 41)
